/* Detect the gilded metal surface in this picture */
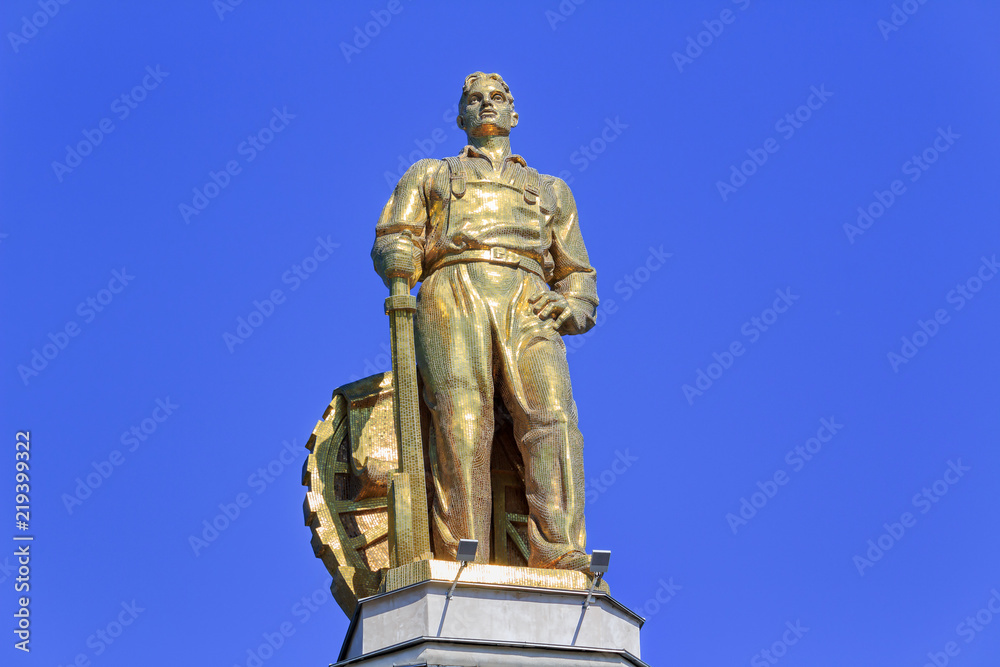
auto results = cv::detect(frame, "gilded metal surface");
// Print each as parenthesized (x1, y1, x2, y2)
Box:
(345, 372, 397, 493)
(305, 73, 603, 617)
(382, 559, 610, 595)
(492, 470, 531, 565)
(304, 373, 548, 616)
(371, 72, 598, 571)
(303, 377, 396, 616)
(385, 275, 431, 565)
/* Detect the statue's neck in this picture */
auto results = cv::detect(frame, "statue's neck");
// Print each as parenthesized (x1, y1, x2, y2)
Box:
(468, 134, 512, 169)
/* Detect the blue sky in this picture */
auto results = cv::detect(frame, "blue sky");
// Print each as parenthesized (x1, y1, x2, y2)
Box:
(2, 1, 998, 665)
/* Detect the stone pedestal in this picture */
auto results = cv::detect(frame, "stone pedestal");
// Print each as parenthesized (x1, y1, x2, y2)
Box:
(333, 575, 647, 666)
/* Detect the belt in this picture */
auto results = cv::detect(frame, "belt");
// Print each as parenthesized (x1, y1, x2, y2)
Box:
(426, 247, 544, 279)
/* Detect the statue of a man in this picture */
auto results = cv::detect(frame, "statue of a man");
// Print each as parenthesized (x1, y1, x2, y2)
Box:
(371, 72, 598, 572)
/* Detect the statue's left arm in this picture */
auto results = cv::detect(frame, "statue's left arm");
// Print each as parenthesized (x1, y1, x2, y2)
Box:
(541, 176, 599, 336)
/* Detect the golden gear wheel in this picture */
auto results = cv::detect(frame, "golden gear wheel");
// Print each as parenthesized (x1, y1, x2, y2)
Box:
(302, 373, 396, 617)
(303, 371, 532, 617)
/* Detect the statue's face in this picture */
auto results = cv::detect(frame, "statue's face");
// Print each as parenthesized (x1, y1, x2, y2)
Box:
(458, 79, 517, 137)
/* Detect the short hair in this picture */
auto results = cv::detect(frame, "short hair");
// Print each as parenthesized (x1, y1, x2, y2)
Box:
(459, 72, 514, 109)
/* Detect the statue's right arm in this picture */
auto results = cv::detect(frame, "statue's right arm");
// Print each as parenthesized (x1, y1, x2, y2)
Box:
(371, 159, 439, 289)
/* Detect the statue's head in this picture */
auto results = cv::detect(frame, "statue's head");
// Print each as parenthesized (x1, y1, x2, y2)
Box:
(457, 72, 518, 138)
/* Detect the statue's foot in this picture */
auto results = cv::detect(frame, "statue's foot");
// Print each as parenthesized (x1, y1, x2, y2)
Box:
(552, 550, 593, 575)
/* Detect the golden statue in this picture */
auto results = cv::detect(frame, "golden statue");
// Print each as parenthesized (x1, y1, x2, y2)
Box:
(303, 72, 602, 616)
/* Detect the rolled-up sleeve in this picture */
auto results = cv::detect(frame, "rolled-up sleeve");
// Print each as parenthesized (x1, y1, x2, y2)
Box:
(371, 159, 436, 286)
(546, 176, 598, 334)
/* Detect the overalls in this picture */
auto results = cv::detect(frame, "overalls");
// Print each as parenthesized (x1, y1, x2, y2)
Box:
(415, 155, 588, 569)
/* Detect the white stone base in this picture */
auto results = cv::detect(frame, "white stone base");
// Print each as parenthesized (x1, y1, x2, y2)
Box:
(334, 580, 647, 666)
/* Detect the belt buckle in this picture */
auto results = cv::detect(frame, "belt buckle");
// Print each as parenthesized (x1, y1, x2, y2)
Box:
(491, 247, 507, 261)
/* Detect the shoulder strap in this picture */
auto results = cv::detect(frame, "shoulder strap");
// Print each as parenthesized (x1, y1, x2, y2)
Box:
(444, 157, 466, 198)
(537, 173, 557, 214)
(523, 167, 540, 205)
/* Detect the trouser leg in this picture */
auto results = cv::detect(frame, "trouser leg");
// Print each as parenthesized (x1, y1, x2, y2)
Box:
(497, 277, 588, 569)
(415, 266, 495, 563)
